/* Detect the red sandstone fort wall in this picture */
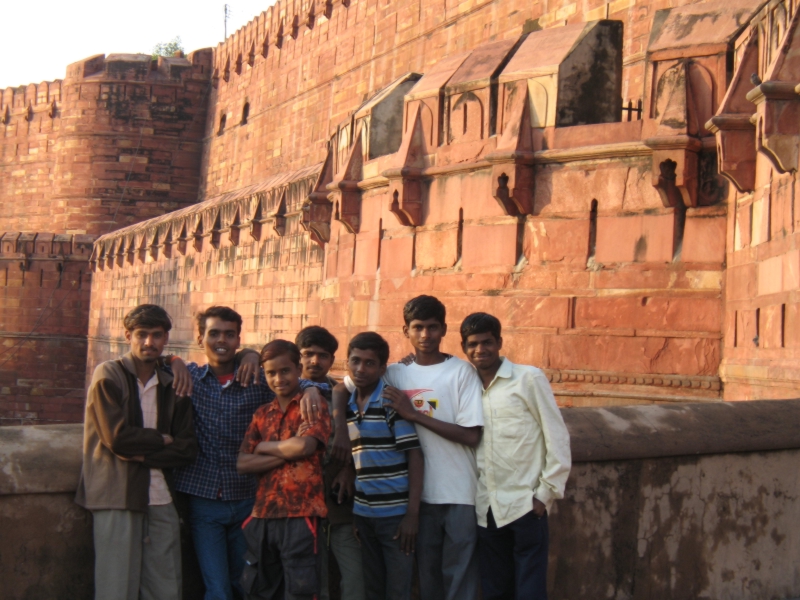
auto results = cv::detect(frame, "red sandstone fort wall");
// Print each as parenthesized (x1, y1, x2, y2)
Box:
(86, 0, 773, 407)
(0, 234, 93, 423)
(199, 0, 682, 198)
(0, 50, 212, 235)
(4, 0, 798, 416)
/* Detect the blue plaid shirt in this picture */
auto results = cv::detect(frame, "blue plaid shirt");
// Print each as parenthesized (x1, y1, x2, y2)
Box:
(173, 362, 316, 501)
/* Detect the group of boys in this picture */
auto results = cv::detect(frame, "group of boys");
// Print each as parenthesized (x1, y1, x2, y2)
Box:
(76, 294, 571, 600)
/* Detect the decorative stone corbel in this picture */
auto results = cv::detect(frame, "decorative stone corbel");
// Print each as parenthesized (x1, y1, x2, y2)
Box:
(748, 82, 800, 173)
(644, 136, 701, 207)
(328, 124, 364, 234)
(484, 86, 536, 216)
(747, 8, 800, 174)
(270, 190, 288, 237)
(210, 212, 223, 249)
(302, 149, 335, 245)
(383, 104, 427, 226)
(705, 33, 758, 192)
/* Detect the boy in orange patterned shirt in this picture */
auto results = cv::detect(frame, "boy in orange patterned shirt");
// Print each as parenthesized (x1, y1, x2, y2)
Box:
(237, 340, 331, 600)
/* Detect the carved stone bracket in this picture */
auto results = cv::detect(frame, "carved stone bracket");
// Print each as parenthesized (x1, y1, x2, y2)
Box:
(484, 86, 536, 216)
(748, 82, 800, 173)
(746, 7, 800, 173)
(706, 115, 755, 192)
(270, 190, 288, 237)
(327, 124, 364, 234)
(383, 104, 428, 226)
(705, 32, 758, 192)
(644, 136, 702, 208)
(301, 149, 335, 245)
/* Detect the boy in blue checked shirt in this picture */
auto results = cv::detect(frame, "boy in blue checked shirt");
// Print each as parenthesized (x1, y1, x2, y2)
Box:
(337, 332, 423, 600)
(168, 306, 324, 600)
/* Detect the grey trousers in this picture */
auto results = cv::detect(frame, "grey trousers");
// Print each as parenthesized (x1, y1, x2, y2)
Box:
(416, 503, 480, 600)
(320, 521, 366, 600)
(92, 503, 182, 600)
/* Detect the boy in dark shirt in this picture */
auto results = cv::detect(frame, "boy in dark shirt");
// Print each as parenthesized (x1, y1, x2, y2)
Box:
(295, 326, 365, 600)
(237, 340, 331, 600)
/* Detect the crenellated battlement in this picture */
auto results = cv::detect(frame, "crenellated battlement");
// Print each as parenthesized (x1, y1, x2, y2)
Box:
(0, 232, 95, 260)
(64, 49, 213, 85)
(211, 0, 337, 83)
(0, 80, 61, 123)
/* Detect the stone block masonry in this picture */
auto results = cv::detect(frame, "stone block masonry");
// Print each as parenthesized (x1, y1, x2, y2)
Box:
(0, 50, 212, 235)
(6, 0, 800, 416)
(0, 233, 93, 424)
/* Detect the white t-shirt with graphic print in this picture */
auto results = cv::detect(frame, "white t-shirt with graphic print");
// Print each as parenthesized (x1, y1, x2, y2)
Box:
(385, 357, 484, 505)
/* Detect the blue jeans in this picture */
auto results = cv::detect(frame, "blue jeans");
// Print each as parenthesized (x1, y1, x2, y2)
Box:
(477, 508, 549, 600)
(188, 495, 255, 600)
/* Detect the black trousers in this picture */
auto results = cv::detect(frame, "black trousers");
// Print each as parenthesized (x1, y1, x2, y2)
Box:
(241, 517, 321, 600)
(477, 508, 549, 600)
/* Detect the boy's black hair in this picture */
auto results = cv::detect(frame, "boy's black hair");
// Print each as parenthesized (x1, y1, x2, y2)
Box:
(347, 332, 390, 366)
(460, 312, 502, 345)
(403, 295, 446, 326)
(295, 326, 339, 355)
(196, 306, 243, 336)
(123, 304, 172, 332)
(260, 339, 301, 366)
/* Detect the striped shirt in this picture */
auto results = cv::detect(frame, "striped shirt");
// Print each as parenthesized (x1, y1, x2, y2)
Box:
(347, 379, 421, 518)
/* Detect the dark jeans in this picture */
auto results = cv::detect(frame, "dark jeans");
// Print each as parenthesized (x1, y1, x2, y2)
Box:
(353, 514, 414, 600)
(477, 508, 549, 600)
(416, 503, 480, 600)
(188, 495, 254, 600)
(241, 517, 321, 600)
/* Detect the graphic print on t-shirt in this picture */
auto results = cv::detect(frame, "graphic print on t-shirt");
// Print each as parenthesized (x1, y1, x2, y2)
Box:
(402, 388, 438, 417)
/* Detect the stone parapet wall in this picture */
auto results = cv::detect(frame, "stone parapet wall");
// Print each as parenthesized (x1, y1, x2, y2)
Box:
(2, 400, 798, 600)
(0, 233, 93, 424)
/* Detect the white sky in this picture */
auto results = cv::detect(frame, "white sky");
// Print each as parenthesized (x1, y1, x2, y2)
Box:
(0, 0, 275, 89)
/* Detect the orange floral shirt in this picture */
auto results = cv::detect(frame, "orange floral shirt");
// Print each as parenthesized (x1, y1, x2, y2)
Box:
(240, 394, 330, 519)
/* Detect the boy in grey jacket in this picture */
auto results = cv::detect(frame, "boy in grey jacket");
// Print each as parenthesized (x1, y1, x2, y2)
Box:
(76, 304, 197, 600)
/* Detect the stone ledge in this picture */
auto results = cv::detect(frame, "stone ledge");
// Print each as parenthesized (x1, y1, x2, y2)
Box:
(5, 400, 800, 494)
(0, 424, 82, 495)
(567, 399, 800, 462)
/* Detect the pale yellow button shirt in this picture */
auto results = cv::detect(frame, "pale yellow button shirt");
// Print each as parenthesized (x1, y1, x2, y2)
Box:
(476, 358, 571, 528)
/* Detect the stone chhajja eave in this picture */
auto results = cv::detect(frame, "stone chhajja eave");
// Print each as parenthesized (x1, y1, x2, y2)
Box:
(91, 164, 321, 271)
(642, 0, 764, 209)
(744, 0, 800, 174)
(707, 0, 799, 189)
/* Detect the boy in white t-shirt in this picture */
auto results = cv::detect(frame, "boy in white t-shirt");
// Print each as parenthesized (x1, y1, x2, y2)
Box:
(332, 295, 484, 600)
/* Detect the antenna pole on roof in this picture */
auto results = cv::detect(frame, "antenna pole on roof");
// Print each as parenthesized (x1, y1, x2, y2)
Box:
(224, 4, 231, 39)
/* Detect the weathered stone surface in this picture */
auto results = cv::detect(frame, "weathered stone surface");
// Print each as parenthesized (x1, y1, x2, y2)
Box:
(4, 406, 800, 600)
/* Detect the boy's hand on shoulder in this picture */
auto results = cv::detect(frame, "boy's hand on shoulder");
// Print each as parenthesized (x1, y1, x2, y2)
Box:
(397, 353, 416, 366)
(299, 387, 324, 424)
(382, 386, 417, 422)
(297, 422, 311, 436)
(394, 512, 419, 555)
(169, 358, 193, 397)
(236, 350, 261, 388)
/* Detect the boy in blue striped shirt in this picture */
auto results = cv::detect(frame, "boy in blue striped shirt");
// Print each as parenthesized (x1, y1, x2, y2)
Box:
(342, 332, 423, 600)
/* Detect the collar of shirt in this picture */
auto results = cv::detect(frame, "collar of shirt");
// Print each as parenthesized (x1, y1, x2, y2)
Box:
(196, 362, 242, 384)
(137, 373, 159, 393)
(347, 379, 386, 416)
(485, 357, 513, 391)
(266, 392, 303, 416)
